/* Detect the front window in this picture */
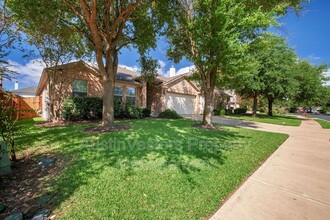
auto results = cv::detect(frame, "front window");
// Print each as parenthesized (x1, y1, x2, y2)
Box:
(72, 80, 88, 97)
(114, 86, 123, 102)
(126, 87, 136, 105)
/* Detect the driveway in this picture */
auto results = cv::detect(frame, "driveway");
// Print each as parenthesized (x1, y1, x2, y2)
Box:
(307, 114, 330, 121)
(184, 115, 330, 220)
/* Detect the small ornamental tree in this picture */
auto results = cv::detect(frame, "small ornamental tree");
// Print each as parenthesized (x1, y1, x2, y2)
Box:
(0, 92, 18, 161)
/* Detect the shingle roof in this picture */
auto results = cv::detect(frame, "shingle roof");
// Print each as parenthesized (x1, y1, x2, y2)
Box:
(12, 86, 37, 95)
(116, 66, 141, 82)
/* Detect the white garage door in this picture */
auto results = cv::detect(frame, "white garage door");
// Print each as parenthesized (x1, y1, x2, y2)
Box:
(166, 93, 195, 114)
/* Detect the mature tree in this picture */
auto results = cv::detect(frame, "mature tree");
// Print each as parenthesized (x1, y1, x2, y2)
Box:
(230, 34, 298, 117)
(165, 0, 304, 126)
(258, 36, 297, 116)
(9, 0, 165, 127)
(291, 60, 329, 110)
(227, 54, 261, 117)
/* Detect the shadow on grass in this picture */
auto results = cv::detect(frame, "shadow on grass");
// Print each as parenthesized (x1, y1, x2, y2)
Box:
(14, 118, 252, 217)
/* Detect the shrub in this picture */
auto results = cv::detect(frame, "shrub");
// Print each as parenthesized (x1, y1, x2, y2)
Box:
(114, 99, 143, 119)
(319, 107, 330, 114)
(218, 108, 225, 116)
(62, 97, 145, 120)
(233, 108, 247, 115)
(158, 109, 182, 119)
(0, 93, 18, 161)
(225, 109, 233, 115)
(62, 97, 102, 120)
(142, 108, 151, 117)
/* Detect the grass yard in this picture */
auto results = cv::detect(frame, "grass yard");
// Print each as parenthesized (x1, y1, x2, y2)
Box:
(314, 119, 330, 129)
(223, 114, 301, 126)
(8, 118, 287, 219)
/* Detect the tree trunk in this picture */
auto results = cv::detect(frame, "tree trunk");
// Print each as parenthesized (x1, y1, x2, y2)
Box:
(146, 82, 152, 110)
(101, 51, 118, 127)
(202, 87, 215, 126)
(252, 93, 258, 117)
(268, 98, 273, 116)
(9, 133, 16, 162)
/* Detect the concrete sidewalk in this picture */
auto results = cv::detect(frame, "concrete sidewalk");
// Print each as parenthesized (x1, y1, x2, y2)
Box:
(185, 115, 330, 220)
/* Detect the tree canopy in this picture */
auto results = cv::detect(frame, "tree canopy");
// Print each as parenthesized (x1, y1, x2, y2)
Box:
(164, 0, 305, 125)
(8, 0, 168, 126)
(291, 60, 329, 109)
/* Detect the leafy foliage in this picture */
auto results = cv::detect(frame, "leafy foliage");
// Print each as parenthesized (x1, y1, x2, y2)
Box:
(291, 60, 329, 108)
(231, 34, 298, 116)
(141, 108, 151, 117)
(62, 96, 103, 121)
(0, 92, 17, 161)
(0, 0, 20, 79)
(139, 55, 159, 84)
(233, 108, 248, 115)
(158, 109, 182, 119)
(62, 97, 143, 121)
(164, 0, 304, 125)
(8, 0, 169, 126)
(114, 99, 143, 119)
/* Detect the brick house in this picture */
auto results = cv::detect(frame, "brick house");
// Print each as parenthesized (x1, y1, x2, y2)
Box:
(36, 61, 204, 120)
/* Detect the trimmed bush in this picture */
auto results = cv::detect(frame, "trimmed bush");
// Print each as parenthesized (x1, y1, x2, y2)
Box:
(142, 108, 151, 117)
(62, 96, 102, 120)
(233, 108, 247, 115)
(225, 109, 233, 115)
(62, 97, 143, 120)
(218, 108, 225, 116)
(158, 109, 182, 119)
(114, 99, 143, 119)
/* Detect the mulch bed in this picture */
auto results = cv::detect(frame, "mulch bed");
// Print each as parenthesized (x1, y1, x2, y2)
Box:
(84, 124, 132, 134)
(36, 120, 100, 128)
(0, 153, 64, 219)
(192, 123, 223, 130)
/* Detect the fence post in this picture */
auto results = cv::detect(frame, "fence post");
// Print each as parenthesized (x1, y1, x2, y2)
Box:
(0, 140, 12, 175)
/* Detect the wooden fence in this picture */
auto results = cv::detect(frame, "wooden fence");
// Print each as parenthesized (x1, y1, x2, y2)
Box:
(0, 89, 42, 119)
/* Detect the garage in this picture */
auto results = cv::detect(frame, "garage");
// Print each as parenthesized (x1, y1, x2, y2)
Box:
(165, 92, 196, 115)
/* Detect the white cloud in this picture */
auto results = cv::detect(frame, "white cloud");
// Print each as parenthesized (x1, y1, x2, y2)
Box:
(157, 60, 166, 75)
(7, 59, 45, 86)
(163, 65, 196, 77)
(323, 69, 330, 76)
(176, 65, 195, 75)
(119, 64, 141, 73)
(307, 54, 321, 61)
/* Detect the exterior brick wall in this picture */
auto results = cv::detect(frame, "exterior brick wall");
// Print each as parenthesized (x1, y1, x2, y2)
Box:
(39, 63, 143, 120)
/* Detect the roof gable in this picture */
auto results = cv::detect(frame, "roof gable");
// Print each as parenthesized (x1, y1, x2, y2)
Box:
(36, 61, 142, 95)
(165, 75, 200, 95)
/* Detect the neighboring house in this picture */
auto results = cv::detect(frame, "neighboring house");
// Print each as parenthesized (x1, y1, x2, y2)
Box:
(11, 86, 37, 97)
(213, 90, 241, 111)
(36, 61, 204, 121)
(224, 90, 240, 109)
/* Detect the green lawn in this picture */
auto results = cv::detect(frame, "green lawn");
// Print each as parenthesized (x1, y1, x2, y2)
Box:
(14, 118, 288, 219)
(314, 119, 330, 129)
(223, 114, 301, 126)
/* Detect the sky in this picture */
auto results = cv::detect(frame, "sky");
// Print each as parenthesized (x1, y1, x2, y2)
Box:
(2, 0, 330, 90)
